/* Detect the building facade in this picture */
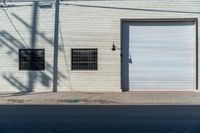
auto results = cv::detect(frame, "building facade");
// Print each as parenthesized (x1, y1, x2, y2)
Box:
(0, 0, 199, 92)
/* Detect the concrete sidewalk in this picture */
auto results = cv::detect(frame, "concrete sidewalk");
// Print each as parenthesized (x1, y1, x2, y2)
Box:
(0, 91, 200, 105)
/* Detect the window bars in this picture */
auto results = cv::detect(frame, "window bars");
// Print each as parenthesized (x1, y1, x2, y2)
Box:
(71, 49, 98, 70)
(19, 49, 45, 70)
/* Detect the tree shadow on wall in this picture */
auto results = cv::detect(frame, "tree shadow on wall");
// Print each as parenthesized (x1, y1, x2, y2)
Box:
(0, 2, 67, 93)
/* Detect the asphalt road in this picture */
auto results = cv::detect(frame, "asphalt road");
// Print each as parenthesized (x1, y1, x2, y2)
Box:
(0, 105, 199, 133)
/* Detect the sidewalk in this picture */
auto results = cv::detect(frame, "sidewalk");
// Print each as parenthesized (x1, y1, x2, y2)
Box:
(0, 91, 200, 105)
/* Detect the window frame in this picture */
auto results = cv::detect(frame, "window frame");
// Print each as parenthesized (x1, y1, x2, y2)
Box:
(71, 48, 98, 71)
(19, 49, 45, 71)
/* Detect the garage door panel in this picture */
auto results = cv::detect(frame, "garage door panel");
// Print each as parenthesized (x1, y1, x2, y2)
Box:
(122, 21, 196, 91)
(128, 81, 194, 91)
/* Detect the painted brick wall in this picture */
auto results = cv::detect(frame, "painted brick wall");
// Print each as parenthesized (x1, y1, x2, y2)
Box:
(0, 0, 199, 92)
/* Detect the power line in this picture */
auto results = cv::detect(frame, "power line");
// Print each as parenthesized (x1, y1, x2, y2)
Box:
(2, 8, 30, 48)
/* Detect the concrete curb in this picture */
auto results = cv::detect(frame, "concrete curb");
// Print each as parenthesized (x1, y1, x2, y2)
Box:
(0, 92, 200, 105)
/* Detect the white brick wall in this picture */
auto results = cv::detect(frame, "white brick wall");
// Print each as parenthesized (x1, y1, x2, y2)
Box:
(0, 0, 199, 92)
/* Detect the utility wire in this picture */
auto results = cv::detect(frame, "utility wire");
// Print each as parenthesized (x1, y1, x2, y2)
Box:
(59, 24, 73, 90)
(2, 8, 30, 48)
(62, 3, 200, 14)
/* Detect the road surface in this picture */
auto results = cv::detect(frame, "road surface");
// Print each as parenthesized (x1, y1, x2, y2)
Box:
(0, 105, 199, 133)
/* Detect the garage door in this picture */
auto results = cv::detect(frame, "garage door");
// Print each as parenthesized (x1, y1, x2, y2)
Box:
(122, 21, 196, 91)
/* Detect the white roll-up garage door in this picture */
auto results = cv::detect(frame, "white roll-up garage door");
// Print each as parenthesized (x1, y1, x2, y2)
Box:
(122, 21, 196, 91)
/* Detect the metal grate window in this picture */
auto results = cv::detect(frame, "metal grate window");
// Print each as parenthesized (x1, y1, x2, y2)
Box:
(19, 49, 45, 70)
(71, 49, 98, 70)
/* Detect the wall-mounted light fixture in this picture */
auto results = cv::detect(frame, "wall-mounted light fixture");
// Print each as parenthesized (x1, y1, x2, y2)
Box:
(112, 42, 121, 51)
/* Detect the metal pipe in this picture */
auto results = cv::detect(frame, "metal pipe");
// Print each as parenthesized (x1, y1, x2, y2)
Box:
(53, 0, 60, 92)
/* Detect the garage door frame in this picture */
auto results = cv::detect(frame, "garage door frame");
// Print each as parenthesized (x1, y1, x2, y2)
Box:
(120, 18, 198, 92)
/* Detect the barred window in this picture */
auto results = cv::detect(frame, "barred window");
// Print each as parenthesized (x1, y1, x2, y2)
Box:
(19, 49, 45, 70)
(71, 49, 98, 70)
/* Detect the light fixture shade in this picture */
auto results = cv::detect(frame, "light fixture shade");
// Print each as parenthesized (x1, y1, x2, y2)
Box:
(112, 44, 116, 51)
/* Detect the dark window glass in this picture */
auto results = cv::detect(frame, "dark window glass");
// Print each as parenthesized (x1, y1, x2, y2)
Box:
(71, 49, 98, 70)
(19, 49, 45, 70)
